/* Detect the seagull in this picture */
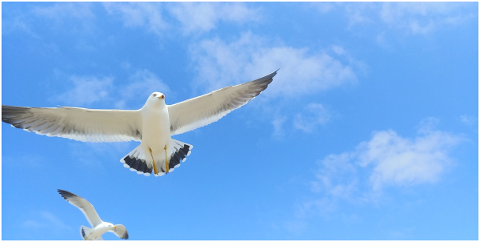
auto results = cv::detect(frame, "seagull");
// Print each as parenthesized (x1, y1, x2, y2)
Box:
(2, 70, 277, 176)
(57, 189, 129, 240)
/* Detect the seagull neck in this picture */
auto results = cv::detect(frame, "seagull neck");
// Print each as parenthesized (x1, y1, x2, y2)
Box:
(141, 103, 166, 112)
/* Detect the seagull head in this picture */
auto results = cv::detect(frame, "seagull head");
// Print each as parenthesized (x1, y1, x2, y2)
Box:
(145, 92, 166, 108)
(151, 92, 165, 100)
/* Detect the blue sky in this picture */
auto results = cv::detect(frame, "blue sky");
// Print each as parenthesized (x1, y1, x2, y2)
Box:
(1, 2, 478, 240)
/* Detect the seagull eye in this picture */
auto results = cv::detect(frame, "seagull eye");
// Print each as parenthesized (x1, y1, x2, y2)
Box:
(153, 94, 157, 97)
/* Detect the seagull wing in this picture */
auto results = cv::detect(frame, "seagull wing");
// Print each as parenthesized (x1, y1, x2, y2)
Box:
(2, 106, 142, 142)
(112, 224, 129, 239)
(58, 189, 103, 227)
(168, 70, 277, 135)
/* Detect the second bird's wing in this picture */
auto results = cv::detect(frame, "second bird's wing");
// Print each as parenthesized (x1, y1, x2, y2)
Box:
(58, 189, 103, 227)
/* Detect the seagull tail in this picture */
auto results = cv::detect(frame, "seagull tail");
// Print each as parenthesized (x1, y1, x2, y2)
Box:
(151, 139, 194, 177)
(165, 139, 193, 172)
(80, 225, 91, 240)
(120, 145, 153, 176)
(120, 140, 193, 177)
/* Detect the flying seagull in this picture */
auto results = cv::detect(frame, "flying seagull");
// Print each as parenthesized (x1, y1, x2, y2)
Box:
(2, 70, 278, 176)
(57, 189, 129, 240)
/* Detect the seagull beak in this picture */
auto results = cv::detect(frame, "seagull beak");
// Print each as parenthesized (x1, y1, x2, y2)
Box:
(158, 94, 165, 100)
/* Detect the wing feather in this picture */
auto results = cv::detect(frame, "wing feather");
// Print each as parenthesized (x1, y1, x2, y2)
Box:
(2, 106, 142, 142)
(168, 70, 277, 135)
(58, 189, 103, 227)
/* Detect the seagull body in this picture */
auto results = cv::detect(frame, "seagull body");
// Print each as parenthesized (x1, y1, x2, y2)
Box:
(57, 189, 129, 240)
(138, 93, 177, 175)
(2, 70, 277, 176)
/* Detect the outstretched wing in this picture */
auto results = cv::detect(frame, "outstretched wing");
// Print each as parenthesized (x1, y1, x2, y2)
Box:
(58, 189, 103, 227)
(112, 224, 129, 239)
(167, 70, 277, 135)
(2, 106, 142, 142)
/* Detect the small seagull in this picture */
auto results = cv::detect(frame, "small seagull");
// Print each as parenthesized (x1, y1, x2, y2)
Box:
(58, 189, 129, 240)
(2, 70, 277, 177)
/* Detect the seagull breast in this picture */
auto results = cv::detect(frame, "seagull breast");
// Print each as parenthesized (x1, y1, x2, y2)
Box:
(140, 103, 171, 151)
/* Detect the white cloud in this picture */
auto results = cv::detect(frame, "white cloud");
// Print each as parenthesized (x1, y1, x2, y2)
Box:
(293, 103, 331, 133)
(189, 32, 358, 98)
(313, 118, 461, 200)
(103, 3, 168, 37)
(288, 118, 464, 226)
(168, 2, 260, 35)
(51, 76, 114, 107)
(357, 129, 460, 191)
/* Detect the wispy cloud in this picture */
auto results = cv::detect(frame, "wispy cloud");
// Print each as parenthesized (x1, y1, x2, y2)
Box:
(2, 153, 46, 169)
(168, 2, 260, 35)
(189, 33, 360, 137)
(283, 118, 463, 232)
(315, 2, 475, 36)
(104, 3, 168, 37)
(460, 114, 477, 127)
(50, 75, 114, 107)
(4, 3, 96, 37)
(50, 68, 169, 109)
(23, 211, 72, 232)
(104, 2, 260, 37)
(114, 68, 170, 109)
(189, 32, 359, 98)
(32, 3, 95, 20)
(2, 14, 40, 38)
(309, 2, 336, 14)
(10, 2, 260, 39)
(293, 103, 331, 133)
(271, 115, 287, 138)
(31, 3, 97, 34)
(304, 118, 463, 214)
(344, 3, 376, 27)
(378, 2, 474, 35)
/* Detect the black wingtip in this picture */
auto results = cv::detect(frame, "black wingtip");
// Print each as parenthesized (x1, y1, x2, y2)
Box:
(57, 189, 77, 200)
(262, 69, 279, 80)
(250, 69, 279, 87)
